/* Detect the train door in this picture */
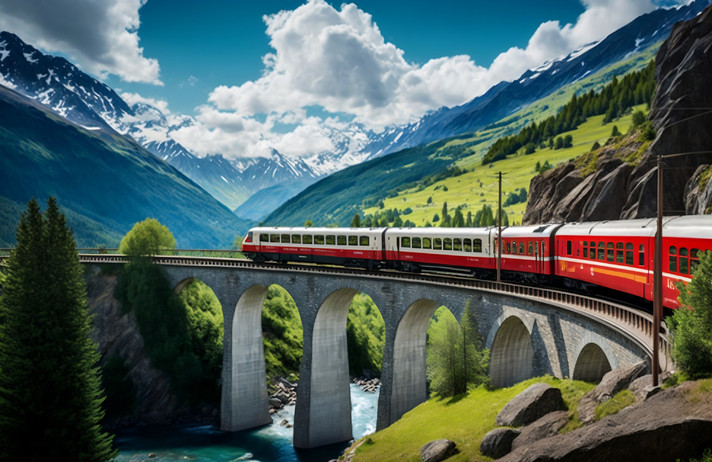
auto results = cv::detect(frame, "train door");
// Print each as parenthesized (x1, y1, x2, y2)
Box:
(534, 239, 541, 274)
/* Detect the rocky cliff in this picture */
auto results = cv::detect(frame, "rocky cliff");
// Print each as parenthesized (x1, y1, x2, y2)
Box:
(524, 5, 712, 224)
(85, 266, 218, 428)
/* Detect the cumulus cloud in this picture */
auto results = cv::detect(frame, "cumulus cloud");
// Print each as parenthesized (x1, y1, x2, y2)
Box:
(0, 0, 161, 85)
(187, 0, 664, 160)
(121, 92, 171, 114)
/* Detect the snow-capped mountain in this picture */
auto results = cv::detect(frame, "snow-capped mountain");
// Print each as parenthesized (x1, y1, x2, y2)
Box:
(355, 0, 711, 160)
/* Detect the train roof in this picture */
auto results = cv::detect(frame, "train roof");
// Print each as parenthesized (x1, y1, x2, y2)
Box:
(500, 223, 562, 238)
(557, 215, 712, 238)
(662, 215, 712, 239)
(249, 226, 386, 235)
(385, 227, 493, 237)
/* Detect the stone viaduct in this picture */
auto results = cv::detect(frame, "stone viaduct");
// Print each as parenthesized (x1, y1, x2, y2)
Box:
(84, 256, 668, 449)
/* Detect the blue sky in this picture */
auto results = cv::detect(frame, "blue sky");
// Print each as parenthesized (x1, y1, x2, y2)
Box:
(0, 0, 683, 159)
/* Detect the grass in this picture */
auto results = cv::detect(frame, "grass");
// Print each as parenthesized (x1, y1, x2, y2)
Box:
(346, 376, 594, 462)
(363, 107, 645, 226)
(594, 389, 636, 420)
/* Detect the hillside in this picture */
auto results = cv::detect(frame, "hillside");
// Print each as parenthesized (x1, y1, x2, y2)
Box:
(0, 86, 251, 248)
(264, 44, 657, 227)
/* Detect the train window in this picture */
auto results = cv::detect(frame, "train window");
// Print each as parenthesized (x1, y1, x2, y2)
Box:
(566, 240, 572, 255)
(412, 237, 422, 249)
(360, 236, 369, 246)
(511, 241, 517, 254)
(434, 238, 442, 250)
(270, 234, 280, 243)
(669, 246, 677, 272)
(444, 238, 453, 251)
(326, 235, 336, 245)
(315, 235, 325, 245)
(519, 242, 525, 254)
(598, 242, 605, 260)
(506, 242, 511, 254)
(606, 242, 614, 262)
(583, 242, 588, 258)
(303, 235, 313, 244)
(348, 236, 358, 246)
(337, 235, 347, 245)
(616, 242, 624, 263)
(528, 242, 533, 256)
(542, 243, 546, 255)
(260, 233, 269, 242)
(464, 238, 472, 252)
(639, 244, 645, 266)
(691, 248, 700, 272)
(401, 237, 411, 248)
(680, 248, 689, 274)
(626, 243, 634, 265)
(454, 238, 462, 251)
(281, 234, 290, 243)
(590, 241, 596, 259)
(422, 237, 432, 249)
(292, 234, 301, 244)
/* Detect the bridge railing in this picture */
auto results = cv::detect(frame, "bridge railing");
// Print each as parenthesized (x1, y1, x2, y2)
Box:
(14, 253, 672, 371)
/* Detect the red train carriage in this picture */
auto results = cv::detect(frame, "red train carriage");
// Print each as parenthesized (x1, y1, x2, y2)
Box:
(241, 227, 386, 268)
(500, 224, 562, 278)
(658, 215, 712, 308)
(555, 216, 712, 309)
(384, 227, 496, 274)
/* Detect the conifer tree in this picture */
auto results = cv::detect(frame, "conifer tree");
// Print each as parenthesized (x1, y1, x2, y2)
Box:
(0, 198, 115, 461)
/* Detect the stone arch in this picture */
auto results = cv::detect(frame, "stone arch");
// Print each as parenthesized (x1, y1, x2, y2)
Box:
(572, 343, 613, 383)
(489, 316, 534, 388)
(390, 298, 440, 423)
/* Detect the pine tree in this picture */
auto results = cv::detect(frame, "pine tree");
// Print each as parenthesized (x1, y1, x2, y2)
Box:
(0, 198, 115, 461)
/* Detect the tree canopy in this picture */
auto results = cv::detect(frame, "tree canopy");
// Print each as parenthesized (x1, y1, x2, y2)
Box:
(0, 198, 115, 460)
(118, 218, 176, 257)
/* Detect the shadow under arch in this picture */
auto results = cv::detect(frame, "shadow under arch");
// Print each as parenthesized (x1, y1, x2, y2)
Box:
(572, 343, 612, 383)
(389, 298, 440, 424)
(489, 316, 534, 388)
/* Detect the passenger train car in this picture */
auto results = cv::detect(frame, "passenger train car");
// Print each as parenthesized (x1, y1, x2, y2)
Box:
(241, 215, 712, 310)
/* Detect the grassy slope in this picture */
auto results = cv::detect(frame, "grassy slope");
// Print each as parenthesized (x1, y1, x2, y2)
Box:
(364, 107, 645, 226)
(349, 376, 594, 462)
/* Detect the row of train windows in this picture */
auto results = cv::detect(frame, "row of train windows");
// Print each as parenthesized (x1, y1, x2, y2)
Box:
(505, 241, 543, 256)
(669, 247, 701, 275)
(400, 236, 483, 252)
(260, 233, 371, 246)
(567, 241, 645, 266)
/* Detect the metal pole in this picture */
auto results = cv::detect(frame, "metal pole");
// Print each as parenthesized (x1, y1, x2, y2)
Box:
(497, 171, 502, 283)
(652, 155, 662, 387)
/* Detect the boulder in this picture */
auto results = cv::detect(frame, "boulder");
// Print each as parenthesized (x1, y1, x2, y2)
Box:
(511, 410, 569, 451)
(496, 383, 566, 427)
(480, 427, 520, 459)
(577, 362, 647, 425)
(420, 439, 456, 462)
(269, 398, 284, 409)
(498, 380, 712, 462)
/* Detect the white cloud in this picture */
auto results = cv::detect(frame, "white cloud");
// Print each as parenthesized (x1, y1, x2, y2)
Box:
(187, 0, 662, 161)
(0, 0, 161, 85)
(121, 92, 170, 114)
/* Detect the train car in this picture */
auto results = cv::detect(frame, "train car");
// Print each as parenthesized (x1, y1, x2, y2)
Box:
(658, 215, 712, 308)
(554, 216, 712, 309)
(500, 223, 563, 279)
(384, 227, 496, 275)
(241, 227, 387, 268)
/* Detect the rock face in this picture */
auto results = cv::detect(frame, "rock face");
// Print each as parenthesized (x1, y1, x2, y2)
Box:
(496, 383, 566, 427)
(499, 380, 712, 462)
(577, 362, 647, 425)
(511, 410, 569, 451)
(85, 267, 217, 427)
(525, 3, 712, 224)
(420, 439, 457, 462)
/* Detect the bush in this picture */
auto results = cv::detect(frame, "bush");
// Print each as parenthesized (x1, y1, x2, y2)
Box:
(669, 251, 712, 378)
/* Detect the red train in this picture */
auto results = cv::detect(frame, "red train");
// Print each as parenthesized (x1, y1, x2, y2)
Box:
(241, 215, 712, 310)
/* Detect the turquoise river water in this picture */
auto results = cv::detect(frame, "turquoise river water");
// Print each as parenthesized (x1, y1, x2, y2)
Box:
(114, 384, 379, 462)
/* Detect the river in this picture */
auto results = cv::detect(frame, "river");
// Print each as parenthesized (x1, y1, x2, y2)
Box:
(114, 384, 379, 461)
